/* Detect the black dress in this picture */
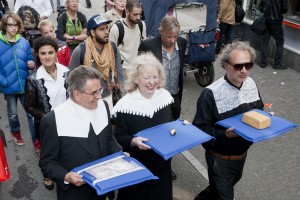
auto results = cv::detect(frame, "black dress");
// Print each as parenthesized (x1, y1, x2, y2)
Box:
(112, 88, 173, 200)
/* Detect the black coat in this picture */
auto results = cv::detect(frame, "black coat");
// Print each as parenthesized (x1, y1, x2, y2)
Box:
(138, 36, 187, 104)
(39, 103, 121, 200)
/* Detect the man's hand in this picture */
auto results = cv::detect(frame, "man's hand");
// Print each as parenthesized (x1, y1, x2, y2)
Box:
(225, 127, 239, 138)
(64, 172, 85, 186)
(131, 137, 151, 150)
(27, 61, 35, 69)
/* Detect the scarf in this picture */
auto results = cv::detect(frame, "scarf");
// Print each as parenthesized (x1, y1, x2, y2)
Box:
(83, 37, 116, 82)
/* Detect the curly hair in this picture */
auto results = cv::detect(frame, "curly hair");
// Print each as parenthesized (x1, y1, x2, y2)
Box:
(220, 41, 256, 69)
(125, 52, 165, 93)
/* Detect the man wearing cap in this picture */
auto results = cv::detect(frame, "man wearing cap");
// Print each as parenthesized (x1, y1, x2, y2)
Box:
(70, 14, 125, 111)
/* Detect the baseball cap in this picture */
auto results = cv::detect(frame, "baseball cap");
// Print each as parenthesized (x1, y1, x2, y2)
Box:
(87, 15, 112, 31)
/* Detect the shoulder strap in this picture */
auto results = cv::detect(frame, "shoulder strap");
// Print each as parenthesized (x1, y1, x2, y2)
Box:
(137, 20, 144, 41)
(115, 20, 124, 46)
(79, 42, 86, 65)
(115, 20, 144, 46)
(103, 100, 111, 119)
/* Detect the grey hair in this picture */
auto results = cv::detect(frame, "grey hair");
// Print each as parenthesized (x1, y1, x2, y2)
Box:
(220, 41, 256, 69)
(159, 16, 180, 33)
(67, 66, 102, 100)
(125, 52, 165, 93)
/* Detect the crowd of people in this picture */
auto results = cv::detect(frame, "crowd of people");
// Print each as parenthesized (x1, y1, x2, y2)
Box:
(0, 0, 285, 200)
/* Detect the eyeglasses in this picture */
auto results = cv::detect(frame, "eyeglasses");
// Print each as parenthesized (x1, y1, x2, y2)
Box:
(7, 23, 18, 28)
(80, 88, 103, 97)
(227, 61, 254, 71)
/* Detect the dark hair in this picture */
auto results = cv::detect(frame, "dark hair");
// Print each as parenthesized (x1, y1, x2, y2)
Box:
(33, 37, 59, 66)
(0, 12, 24, 34)
(68, 66, 102, 100)
(126, 0, 142, 12)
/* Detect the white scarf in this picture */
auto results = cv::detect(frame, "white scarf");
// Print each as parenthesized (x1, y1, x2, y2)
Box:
(54, 99, 108, 138)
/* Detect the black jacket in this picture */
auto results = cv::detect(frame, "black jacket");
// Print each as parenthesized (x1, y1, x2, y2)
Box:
(261, 0, 288, 21)
(138, 36, 187, 104)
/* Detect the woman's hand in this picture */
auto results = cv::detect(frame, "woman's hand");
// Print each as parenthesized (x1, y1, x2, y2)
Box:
(131, 137, 151, 150)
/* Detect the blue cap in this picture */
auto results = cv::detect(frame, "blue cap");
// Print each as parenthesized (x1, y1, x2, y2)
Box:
(87, 15, 112, 31)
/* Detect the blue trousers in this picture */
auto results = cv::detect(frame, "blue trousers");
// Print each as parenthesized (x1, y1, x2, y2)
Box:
(4, 94, 35, 142)
(215, 22, 235, 53)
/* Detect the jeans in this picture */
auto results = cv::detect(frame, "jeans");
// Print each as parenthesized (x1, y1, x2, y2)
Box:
(5, 94, 35, 142)
(260, 20, 284, 66)
(215, 22, 235, 53)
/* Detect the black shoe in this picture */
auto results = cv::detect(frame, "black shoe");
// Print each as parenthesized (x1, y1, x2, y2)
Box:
(260, 64, 267, 68)
(171, 170, 177, 180)
(85, 5, 91, 8)
(273, 63, 287, 70)
(44, 178, 54, 190)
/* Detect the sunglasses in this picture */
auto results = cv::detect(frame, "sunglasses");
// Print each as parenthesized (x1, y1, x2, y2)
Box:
(227, 61, 254, 71)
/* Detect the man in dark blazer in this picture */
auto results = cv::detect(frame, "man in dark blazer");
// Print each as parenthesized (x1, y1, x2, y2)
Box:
(139, 15, 187, 120)
(39, 66, 121, 200)
(139, 16, 187, 180)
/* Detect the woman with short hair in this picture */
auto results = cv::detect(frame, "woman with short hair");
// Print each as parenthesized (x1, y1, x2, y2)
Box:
(112, 53, 173, 200)
(57, 0, 88, 53)
(24, 36, 69, 190)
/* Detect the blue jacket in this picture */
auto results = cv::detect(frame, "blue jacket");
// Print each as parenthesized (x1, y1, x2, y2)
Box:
(0, 32, 34, 94)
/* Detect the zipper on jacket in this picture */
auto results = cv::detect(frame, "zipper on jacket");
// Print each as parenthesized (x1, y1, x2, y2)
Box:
(12, 45, 25, 93)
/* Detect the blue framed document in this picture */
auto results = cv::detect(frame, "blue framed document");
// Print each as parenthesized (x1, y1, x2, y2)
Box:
(134, 119, 213, 160)
(216, 109, 298, 143)
(72, 151, 158, 195)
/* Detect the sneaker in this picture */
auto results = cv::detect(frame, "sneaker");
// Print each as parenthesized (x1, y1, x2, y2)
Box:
(33, 139, 41, 156)
(44, 178, 54, 190)
(12, 131, 25, 146)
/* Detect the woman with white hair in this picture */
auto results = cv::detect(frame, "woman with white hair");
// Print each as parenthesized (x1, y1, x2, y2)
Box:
(112, 53, 173, 200)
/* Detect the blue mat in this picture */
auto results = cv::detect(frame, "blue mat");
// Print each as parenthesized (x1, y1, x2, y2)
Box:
(134, 119, 213, 160)
(72, 152, 158, 195)
(216, 109, 298, 143)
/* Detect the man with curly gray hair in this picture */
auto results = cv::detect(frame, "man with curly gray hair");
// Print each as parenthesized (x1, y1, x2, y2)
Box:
(193, 41, 264, 200)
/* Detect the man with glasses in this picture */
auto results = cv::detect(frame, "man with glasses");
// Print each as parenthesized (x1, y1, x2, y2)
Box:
(70, 14, 124, 111)
(0, 13, 35, 146)
(193, 41, 264, 200)
(39, 66, 122, 200)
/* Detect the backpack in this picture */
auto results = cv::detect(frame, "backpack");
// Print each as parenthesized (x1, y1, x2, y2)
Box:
(235, 0, 245, 23)
(114, 20, 144, 46)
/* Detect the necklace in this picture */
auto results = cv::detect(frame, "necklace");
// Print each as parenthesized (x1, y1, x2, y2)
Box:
(46, 66, 57, 80)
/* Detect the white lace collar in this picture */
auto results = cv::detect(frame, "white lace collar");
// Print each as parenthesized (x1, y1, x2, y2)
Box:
(54, 99, 108, 138)
(208, 76, 260, 114)
(111, 88, 173, 118)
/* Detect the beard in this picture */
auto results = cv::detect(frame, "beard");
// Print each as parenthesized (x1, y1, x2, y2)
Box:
(95, 35, 108, 44)
(129, 17, 140, 25)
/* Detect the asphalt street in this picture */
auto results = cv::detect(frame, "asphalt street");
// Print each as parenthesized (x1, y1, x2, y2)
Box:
(1, 1, 299, 200)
